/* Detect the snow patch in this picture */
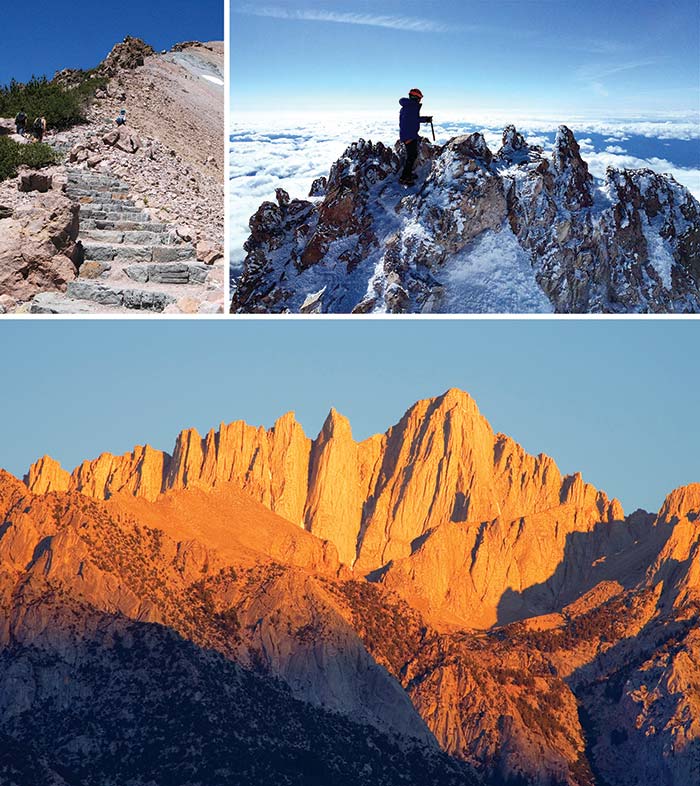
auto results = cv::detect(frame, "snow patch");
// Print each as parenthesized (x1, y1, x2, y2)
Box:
(435, 225, 553, 314)
(642, 218, 675, 290)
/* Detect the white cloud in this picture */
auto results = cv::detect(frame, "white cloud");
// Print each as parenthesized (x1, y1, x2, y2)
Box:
(585, 151, 700, 200)
(605, 145, 627, 153)
(237, 5, 455, 33)
(229, 118, 400, 266)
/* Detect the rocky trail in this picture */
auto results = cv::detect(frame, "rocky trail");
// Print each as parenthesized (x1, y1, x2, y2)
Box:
(0, 37, 224, 314)
(31, 167, 218, 313)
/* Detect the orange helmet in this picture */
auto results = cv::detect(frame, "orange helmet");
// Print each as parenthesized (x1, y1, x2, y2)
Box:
(408, 88, 424, 100)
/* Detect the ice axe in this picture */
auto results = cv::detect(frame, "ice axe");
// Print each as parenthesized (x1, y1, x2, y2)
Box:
(427, 116, 436, 141)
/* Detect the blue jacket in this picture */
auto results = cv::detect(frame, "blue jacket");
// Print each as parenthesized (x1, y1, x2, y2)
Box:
(399, 97, 430, 142)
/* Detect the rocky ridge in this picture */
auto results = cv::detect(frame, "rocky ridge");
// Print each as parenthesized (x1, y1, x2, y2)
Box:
(5, 392, 700, 785)
(0, 390, 700, 786)
(231, 125, 700, 314)
(18, 389, 653, 631)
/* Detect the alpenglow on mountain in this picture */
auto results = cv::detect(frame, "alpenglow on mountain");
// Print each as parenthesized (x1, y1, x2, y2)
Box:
(230, 125, 700, 314)
(2, 389, 699, 785)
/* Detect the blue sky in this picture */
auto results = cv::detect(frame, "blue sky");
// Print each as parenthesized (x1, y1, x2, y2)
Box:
(231, 0, 699, 116)
(1, 1, 223, 86)
(0, 320, 697, 515)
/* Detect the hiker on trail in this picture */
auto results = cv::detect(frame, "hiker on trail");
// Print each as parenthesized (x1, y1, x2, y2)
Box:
(14, 110, 27, 136)
(116, 109, 127, 126)
(33, 116, 46, 142)
(398, 88, 432, 185)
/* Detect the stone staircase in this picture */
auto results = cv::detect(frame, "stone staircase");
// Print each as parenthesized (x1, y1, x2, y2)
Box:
(30, 168, 219, 314)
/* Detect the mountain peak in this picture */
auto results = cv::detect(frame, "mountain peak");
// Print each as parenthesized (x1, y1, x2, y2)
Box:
(436, 386, 478, 409)
(658, 483, 700, 522)
(100, 35, 155, 76)
(320, 407, 353, 440)
(25, 454, 70, 495)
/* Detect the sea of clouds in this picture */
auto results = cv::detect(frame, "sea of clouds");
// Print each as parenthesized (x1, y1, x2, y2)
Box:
(229, 112, 700, 268)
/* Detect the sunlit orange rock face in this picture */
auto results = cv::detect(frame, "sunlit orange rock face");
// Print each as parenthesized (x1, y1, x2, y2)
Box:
(9, 391, 700, 786)
(26, 388, 624, 628)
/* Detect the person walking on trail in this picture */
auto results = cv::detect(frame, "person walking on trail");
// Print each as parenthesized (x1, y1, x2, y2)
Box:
(116, 109, 127, 126)
(14, 110, 27, 137)
(398, 88, 432, 185)
(33, 116, 46, 142)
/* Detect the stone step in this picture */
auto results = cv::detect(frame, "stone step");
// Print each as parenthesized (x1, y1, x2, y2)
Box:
(79, 201, 143, 212)
(80, 229, 177, 245)
(124, 262, 210, 285)
(82, 242, 195, 263)
(68, 191, 133, 203)
(29, 291, 124, 314)
(75, 198, 137, 209)
(66, 280, 175, 312)
(81, 219, 164, 232)
(66, 185, 130, 196)
(80, 209, 149, 222)
(67, 172, 121, 183)
(68, 182, 126, 193)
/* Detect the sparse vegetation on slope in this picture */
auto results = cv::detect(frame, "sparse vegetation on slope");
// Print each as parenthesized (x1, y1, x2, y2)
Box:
(0, 73, 107, 130)
(0, 136, 58, 181)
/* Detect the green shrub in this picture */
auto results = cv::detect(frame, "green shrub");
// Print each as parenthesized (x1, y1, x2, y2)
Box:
(0, 72, 108, 132)
(0, 136, 58, 182)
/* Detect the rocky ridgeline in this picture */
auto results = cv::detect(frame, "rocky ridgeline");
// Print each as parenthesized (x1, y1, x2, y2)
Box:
(231, 125, 700, 314)
(17, 388, 643, 630)
(4, 391, 700, 786)
(53, 36, 155, 89)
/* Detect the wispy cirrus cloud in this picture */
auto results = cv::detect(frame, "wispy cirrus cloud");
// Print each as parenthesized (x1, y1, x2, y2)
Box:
(577, 57, 667, 82)
(236, 5, 460, 33)
(576, 58, 667, 99)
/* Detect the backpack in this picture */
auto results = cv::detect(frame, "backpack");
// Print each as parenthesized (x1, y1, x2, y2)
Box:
(33, 118, 42, 130)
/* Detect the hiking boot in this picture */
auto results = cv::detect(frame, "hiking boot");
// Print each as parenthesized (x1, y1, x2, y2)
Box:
(399, 176, 417, 186)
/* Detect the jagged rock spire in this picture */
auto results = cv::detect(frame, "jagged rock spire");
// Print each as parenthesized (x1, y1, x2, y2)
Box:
(551, 125, 593, 209)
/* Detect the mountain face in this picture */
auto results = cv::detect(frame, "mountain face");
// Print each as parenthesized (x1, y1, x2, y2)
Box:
(26, 389, 624, 628)
(5, 391, 700, 786)
(230, 125, 700, 314)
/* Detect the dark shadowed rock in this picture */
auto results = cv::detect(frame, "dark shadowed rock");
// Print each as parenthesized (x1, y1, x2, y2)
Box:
(18, 173, 52, 193)
(309, 176, 327, 197)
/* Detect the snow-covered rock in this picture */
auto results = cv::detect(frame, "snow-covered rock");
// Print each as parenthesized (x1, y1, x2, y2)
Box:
(231, 125, 700, 314)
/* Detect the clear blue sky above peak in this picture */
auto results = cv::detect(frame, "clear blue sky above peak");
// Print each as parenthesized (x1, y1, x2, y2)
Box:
(1, 1, 223, 86)
(0, 320, 697, 517)
(232, 0, 699, 117)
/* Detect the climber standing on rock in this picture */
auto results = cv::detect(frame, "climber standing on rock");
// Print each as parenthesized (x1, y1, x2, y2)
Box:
(116, 109, 127, 126)
(398, 88, 432, 185)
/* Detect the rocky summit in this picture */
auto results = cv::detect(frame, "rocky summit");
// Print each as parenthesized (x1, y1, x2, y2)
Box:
(2, 389, 699, 786)
(231, 126, 700, 314)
